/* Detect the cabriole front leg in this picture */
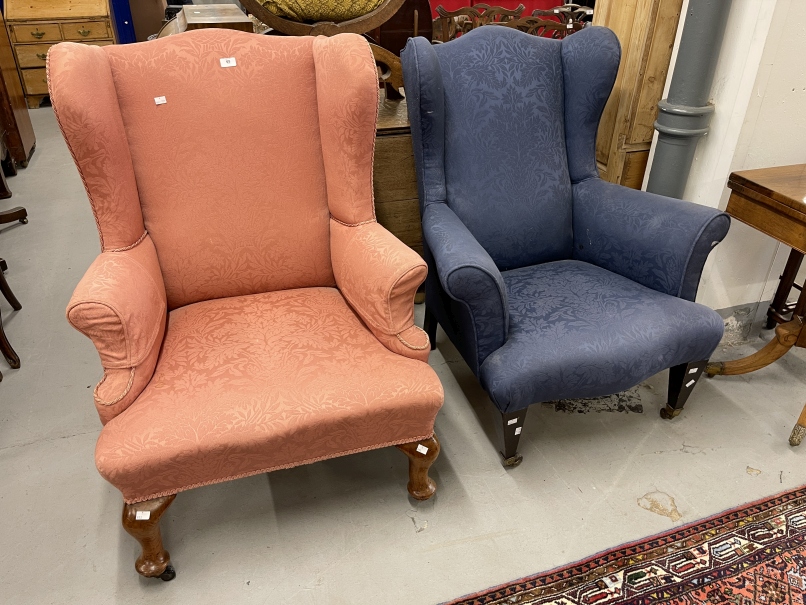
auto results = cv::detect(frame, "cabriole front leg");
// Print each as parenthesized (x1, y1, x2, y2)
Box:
(661, 360, 708, 419)
(122, 494, 176, 581)
(396, 435, 440, 500)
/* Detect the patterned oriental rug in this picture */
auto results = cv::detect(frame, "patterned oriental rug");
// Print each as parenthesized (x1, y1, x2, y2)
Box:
(445, 487, 806, 605)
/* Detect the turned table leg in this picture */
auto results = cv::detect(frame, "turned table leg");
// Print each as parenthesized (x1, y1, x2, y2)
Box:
(122, 494, 176, 581)
(396, 435, 440, 500)
(707, 318, 802, 377)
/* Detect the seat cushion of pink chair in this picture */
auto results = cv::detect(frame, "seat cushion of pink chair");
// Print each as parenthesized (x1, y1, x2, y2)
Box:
(95, 287, 443, 503)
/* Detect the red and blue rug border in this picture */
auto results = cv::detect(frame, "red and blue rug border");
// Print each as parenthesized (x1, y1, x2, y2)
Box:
(443, 484, 806, 605)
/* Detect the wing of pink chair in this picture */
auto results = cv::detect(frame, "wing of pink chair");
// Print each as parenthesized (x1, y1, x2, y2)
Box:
(49, 30, 443, 582)
(49, 43, 167, 424)
(314, 36, 431, 361)
(66, 236, 166, 424)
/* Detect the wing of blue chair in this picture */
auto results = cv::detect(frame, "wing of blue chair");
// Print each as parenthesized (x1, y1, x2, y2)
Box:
(421, 203, 509, 375)
(573, 179, 731, 302)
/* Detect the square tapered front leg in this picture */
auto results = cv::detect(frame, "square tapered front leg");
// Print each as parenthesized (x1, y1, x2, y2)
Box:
(661, 360, 708, 419)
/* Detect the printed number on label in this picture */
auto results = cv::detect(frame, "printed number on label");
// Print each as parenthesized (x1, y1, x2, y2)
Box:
(515, 427, 522, 435)
(416, 444, 429, 455)
(154, 96, 167, 105)
(135, 511, 151, 521)
(689, 368, 698, 374)
(507, 418, 518, 425)
(220, 57, 237, 68)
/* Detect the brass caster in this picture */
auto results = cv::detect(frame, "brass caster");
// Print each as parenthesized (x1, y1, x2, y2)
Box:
(159, 564, 176, 582)
(660, 405, 682, 420)
(705, 362, 722, 378)
(790, 425, 806, 447)
(502, 454, 522, 468)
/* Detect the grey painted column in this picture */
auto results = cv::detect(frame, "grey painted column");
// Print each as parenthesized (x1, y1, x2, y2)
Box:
(645, 0, 732, 199)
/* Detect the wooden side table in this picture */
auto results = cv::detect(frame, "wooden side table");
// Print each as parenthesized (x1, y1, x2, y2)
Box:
(705, 164, 806, 445)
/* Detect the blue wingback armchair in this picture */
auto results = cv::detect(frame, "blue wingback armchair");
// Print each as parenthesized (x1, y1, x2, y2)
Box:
(401, 25, 730, 466)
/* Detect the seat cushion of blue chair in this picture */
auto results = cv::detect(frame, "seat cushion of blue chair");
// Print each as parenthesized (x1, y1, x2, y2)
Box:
(479, 260, 724, 412)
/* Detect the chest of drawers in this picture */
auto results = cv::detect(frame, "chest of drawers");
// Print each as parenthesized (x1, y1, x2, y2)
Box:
(5, 0, 116, 108)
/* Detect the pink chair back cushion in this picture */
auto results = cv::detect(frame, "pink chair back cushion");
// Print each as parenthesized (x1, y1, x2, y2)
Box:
(103, 31, 335, 309)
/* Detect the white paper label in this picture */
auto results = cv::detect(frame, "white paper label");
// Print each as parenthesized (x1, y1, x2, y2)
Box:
(154, 96, 166, 105)
(515, 427, 522, 435)
(416, 444, 429, 455)
(135, 511, 151, 520)
(689, 368, 698, 374)
(507, 418, 518, 425)
(220, 57, 237, 68)
(567, 23, 573, 28)
(686, 379, 696, 388)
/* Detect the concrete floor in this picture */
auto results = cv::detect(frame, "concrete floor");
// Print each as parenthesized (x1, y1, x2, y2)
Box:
(1, 108, 805, 605)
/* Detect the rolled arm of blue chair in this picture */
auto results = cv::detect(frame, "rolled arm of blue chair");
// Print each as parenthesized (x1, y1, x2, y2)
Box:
(422, 203, 509, 366)
(572, 178, 731, 301)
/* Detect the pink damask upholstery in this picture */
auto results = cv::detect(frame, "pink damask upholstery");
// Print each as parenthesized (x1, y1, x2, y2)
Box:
(67, 235, 166, 423)
(49, 29, 442, 504)
(97, 288, 442, 502)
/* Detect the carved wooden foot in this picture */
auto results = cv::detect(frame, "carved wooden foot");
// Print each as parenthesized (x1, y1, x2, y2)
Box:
(122, 494, 176, 581)
(661, 360, 707, 419)
(499, 407, 528, 468)
(790, 402, 806, 446)
(707, 318, 802, 377)
(396, 435, 440, 500)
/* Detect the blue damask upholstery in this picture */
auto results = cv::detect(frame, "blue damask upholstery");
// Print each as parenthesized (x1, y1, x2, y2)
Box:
(402, 25, 730, 414)
(481, 261, 724, 412)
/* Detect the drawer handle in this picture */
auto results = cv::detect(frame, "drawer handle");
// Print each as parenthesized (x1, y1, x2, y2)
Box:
(36, 53, 47, 60)
(31, 31, 45, 39)
(78, 28, 91, 37)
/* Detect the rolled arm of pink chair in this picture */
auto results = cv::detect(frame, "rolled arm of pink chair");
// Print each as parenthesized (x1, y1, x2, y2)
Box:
(331, 220, 430, 362)
(66, 236, 167, 424)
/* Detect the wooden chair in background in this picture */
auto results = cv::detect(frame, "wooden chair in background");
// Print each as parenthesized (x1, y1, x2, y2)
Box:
(0, 205, 26, 381)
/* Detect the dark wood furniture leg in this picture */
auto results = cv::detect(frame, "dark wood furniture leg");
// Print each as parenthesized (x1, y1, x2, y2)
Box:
(1, 148, 16, 177)
(498, 407, 528, 468)
(396, 435, 440, 500)
(766, 248, 805, 329)
(0, 259, 20, 372)
(0, 205, 26, 224)
(660, 360, 708, 419)
(423, 306, 437, 351)
(0, 307, 18, 371)
(0, 157, 11, 199)
(0, 258, 21, 310)
(122, 494, 176, 581)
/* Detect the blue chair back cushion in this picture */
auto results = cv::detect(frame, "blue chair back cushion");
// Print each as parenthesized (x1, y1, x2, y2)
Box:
(436, 27, 574, 271)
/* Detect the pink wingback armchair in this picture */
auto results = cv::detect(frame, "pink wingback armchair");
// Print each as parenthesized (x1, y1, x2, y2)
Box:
(48, 29, 443, 581)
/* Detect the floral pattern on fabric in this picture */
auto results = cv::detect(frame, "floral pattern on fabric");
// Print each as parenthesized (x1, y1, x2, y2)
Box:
(261, 0, 384, 23)
(96, 288, 443, 503)
(313, 34, 379, 226)
(435, 26, 574, 271)
(104, 31, 335, 309)
(480, 261, 724, 412)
